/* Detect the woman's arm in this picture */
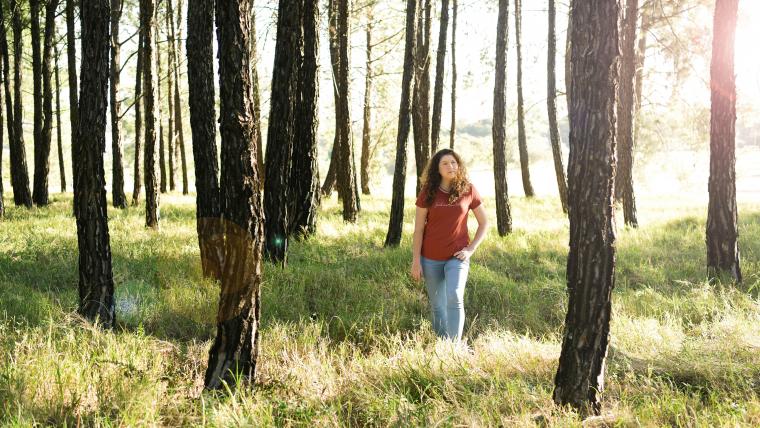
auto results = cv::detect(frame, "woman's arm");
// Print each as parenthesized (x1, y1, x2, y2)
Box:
(454, 204, 489, 261)
(411, 206, 428, 281)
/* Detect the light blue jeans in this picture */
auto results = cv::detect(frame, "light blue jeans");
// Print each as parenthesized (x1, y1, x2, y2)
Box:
(421, 256, 470, 340)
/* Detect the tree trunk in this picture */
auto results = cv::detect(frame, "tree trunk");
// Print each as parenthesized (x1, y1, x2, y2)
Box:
(67, 0, 79, 199)
(166, 2, 176, 192)
(168, 0, 189, 195)
(564, 1, 572, 119)
(75, 0, 116, 328)
(1, 0, 14, 211)
(251, 6, 264, 185)
(0, 22, 3, 218)
(32, 0, 50, 206)
(515, 0, 534, 198)
(187, 0, 223, 281)
(706, 0, 741, 282)
(158, 47, 167, 195)
(360, 10, 372, 196)
(205, 0, 263, 391)
(321, 143, 338, 195)
(110, 0, 127, 208)
(41, 0, 58, 201)
(552, 0, 619, 415)
(334, 0, 358, 222)
(132, 31, 144, 206)
(10, 0, 32, 208)
(384, 0, 417, 248)
(412, 0, 431, 195)
(449, 0, 456, 149)
(615, 0, 639, 226)
(141, 0, 159, 228)
(547, 0, 568, 213)
(430, 0, 448, 154)
(289, 0, 320, 238)
(492, 0, 512, 236)
(55, 43, 66, 193)
(263, 0, 301, 264)
(633, 4, 651, 155)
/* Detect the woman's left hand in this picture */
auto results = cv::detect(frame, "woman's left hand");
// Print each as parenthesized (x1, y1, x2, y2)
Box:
(453, 247, 473, 261)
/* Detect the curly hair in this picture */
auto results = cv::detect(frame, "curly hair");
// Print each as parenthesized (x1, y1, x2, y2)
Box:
(420, 149, 470, 207)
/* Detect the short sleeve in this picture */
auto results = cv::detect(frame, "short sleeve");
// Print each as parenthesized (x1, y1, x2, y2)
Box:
(469, 184, 482, 210)
(415, 186, 429, 208)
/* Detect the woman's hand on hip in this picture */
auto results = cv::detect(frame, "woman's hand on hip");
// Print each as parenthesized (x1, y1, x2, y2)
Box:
(411, 259, 423, 281)
(453, 247, 473, 261)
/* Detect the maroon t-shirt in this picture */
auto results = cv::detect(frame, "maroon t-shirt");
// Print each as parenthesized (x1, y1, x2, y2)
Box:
(415, 184, 483, 261)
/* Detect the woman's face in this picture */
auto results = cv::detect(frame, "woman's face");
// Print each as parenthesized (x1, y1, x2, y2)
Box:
(438, 154, 459, 181)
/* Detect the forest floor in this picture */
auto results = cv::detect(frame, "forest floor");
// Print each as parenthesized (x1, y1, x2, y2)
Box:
(1, 193, 760, 426)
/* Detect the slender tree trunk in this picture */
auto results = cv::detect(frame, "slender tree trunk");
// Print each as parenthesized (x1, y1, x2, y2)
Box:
(0, 23, 3, 217)
(132, 31, 144, 205)
(55, 43, 66, 193)
(75, 0, 116, 328)
(515, 0, 534, 198)
(187, 0, 223, 280)
(492, 0, 512, 236)
(449, 0, 457, 149)
(10, 0, 32, 208)
(335, 0, 358, 221)
(547, 0, 568, 214)
(384, 0, 417, 248)
(158, 48, 167, 195)
(412, 0, 431, 194)
(289, 0, 320, 238)
(323, 0, 341, 199)
(564, 0, 572, 117)
(110, 0, 127, 208)
(1, 0, 15, 207)
(706, 0, 741, 282)
(633, 4, 651, 153)
(321, 143, 338, 195)
(251, 6, 264, 185)
(552, 0, 619, 415)
(168, 0, 189, 195)
(166, 2, 176, 192)
(615, 0, 639, 226)
(41, 0, 58, 201)
(360, 10, 372, 196)
(67, 0, 79, 197)
(205, 0, 263, 391)
(141, 0, 159, 228)
(430, 0, 448, 154)
(32, 0, 50, 206)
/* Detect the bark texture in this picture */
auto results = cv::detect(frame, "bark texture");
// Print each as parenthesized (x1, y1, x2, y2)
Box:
(552, 0, 619, 415)
(449, 0, 457, 149)
(75, 0, 116, 328)
(205, 0, 263, 390)
(430, 0, 449, 154)
(55, 39, 66, 192)
(706, 0, 741, 282)
(384, 0, 417, 247)
(141, 0, 159, 228)
(187, 0, 223, 280)
(412, 0, 431, 194)
(615, 0, 638, 226)
(168, 0, 189, 195)
(547, 0, 568, 213)
(32, 0, 49, 206)
(67, 0, 79, 196)
(492, 0, 512, 236)
(9, 0, 32, 208)
(132, 31, 144, 205)
(111, 0, 127, 208)
(360, 11, 372, 196)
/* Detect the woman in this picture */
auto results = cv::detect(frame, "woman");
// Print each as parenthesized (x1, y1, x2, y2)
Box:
(411, 149, 488, 341)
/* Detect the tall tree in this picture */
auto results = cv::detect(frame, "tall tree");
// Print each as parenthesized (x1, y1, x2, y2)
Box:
(633, 4, 652, 144)
(289, 0, 321, 238)
(0, 13, 3, 218)
(75, 0, 116, 328)
(158, 43, 167, 194)
(66, 0, 78, 197)
(166, 1, 176, 192)
(9, 0, 32, 208)
(251, 6, 264, 184)
(547, 0, 568, 213)
(32, 0, 50, 206)
(514, 0, 534, 198)
(322, 0, 340, 197)
(110, 0, 127, 208)
(334, 0, 358, 221)
(0, 0, 14, 212)
(492, 0, 512, 236)
(430, 0, 449, 154)
(40, 0, 59, 201)
(360, 6, 372, 196)
(54, 42, 66, 192)
(141, 0, 159, 228)
(205, 0, 264, 390)
(132, 31, 144, 206)
(706, 0, 740, 282)
(263, 0, 301, 264)
(615, 0, 639, 226)
(449, 0, 457, 149)
(384, 0, 417, 247)
(412, 0, 431, 194)
(552, 0, 619, 415)
(168, 0, 188, 195)
(187, 0, 223, 280)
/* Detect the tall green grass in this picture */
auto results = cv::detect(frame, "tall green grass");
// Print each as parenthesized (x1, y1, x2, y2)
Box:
(1, 193, 759, 426)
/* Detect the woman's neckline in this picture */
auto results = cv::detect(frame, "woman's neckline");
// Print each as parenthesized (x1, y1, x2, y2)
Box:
(438, 185, 450, 193)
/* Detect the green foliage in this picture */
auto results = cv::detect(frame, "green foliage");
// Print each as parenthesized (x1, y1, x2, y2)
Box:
(0, 194, 759, 425)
